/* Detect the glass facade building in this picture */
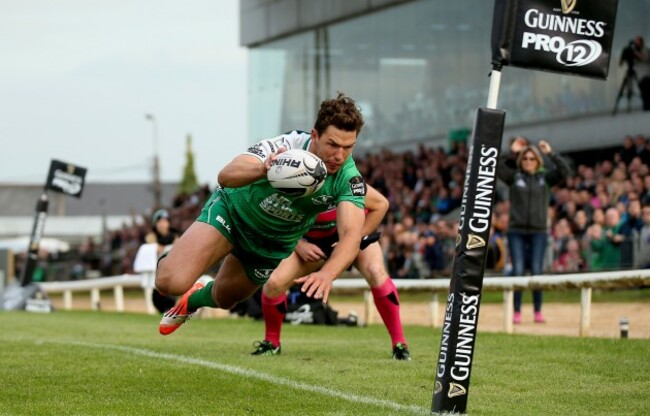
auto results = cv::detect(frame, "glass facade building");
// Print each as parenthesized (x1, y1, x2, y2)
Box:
(247, 0, 649, 150)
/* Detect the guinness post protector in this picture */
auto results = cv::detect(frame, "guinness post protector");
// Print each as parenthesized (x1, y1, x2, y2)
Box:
(432, 108, 505, 414)
(491, 0, 619, 79)
(22, 160, 86, 287)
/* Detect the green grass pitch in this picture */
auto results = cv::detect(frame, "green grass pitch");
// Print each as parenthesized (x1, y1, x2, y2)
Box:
(1, 311, 648, 415)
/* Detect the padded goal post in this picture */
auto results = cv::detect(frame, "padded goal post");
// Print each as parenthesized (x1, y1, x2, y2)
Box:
(432, 107, 505, 413)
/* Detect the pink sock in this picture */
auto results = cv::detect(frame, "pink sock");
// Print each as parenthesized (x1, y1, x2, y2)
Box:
(261, 292, 287, 347)
(371, 278, 407, 347)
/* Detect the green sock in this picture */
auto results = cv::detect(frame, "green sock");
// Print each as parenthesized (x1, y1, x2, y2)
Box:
(188, 281, 217, 310)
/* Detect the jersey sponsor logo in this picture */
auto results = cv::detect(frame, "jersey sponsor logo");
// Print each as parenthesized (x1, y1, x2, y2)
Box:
(259, 193, 305, 222)
(349, 176, 366, 197)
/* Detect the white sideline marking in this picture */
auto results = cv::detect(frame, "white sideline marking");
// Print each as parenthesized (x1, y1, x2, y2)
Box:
(56, 340, 431, 415)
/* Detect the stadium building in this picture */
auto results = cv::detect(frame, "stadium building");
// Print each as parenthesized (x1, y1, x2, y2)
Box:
(240, 0, 649, 157)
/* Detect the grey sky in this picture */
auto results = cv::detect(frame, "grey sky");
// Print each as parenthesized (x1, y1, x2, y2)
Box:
(0, 0, 247, 186)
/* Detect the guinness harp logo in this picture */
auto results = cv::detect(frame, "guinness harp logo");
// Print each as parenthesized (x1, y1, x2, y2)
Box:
(434, 381, 443, 394)
(448, 382, 467, 398)
(560, 0, 576, 14)
(466, 234, 486, 249)
(455, 234, 461, 247)
(67, 164, 75, 174)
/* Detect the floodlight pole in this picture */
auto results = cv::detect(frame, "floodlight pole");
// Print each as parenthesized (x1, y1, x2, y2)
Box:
(145, 114, 162, 209)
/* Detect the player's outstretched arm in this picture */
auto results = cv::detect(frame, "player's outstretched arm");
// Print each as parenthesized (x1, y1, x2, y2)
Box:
(297, 201, 364, 303)
(217, 149, 285, 188)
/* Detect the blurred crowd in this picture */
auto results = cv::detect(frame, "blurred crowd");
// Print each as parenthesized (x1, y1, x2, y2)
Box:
(24, 134, 650, 282)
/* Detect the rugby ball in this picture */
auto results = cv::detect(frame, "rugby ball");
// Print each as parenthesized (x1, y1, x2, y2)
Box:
(267, 149, 327, 197)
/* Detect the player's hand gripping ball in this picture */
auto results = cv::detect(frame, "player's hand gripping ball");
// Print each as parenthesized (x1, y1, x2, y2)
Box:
(267, 149, 327, 197)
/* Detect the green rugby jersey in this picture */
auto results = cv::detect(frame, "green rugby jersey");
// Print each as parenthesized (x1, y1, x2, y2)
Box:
(223, 130, 365, 256)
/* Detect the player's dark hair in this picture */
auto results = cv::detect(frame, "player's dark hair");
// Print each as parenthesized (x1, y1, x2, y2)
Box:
(314, 92, 364, 136)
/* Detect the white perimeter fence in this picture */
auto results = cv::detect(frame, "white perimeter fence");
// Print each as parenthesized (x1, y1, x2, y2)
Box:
(39, 269, 650, 337)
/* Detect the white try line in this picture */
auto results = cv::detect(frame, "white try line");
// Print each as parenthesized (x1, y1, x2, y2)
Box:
(49, 340, 431, 416)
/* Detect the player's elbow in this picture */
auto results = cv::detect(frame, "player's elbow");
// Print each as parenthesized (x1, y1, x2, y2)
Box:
(376, 195, 389, 216)
(217, 168, 246, 188)
(217, 171, 233, 188)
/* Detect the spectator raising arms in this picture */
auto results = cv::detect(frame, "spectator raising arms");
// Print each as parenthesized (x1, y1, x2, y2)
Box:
(497, 137, 571, 324)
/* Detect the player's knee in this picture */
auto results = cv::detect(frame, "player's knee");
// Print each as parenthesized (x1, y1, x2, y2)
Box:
(362, 262, 387, 287)
(155, 261, 192, 296)
(214, 296, 235, 310)
(262, 277, 288, 298)
(213, 289, 243, 310)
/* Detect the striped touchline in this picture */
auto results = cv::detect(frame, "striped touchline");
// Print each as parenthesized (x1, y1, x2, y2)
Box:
(53, 340, 431, 415)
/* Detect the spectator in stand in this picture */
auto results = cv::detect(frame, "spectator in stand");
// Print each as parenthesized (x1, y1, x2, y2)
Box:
(634, 134, 650, 165)
(634, 204, 650, 268)
(619, 136, 637, 165)
(578, 165, 597, 195)
(551, 218, 573, 271)
(485, 213, 507, 274)
(571, 209, 590, 242)
(619, 199, 644, 268)
(589, 207, 625, 271)
(583, 208, 605, 270)
(145, 209, 179, 252)
(421, 230, 445, 277)
(145, 209, 181, 313)
(575, 186, 595, 219)
(553, 238, 585, 272)
(642, 175, 650, 206)
(497, 137, 571, 324)
(591, 207, 606, 228)
(396, 246, 419, 279)
(435, 186, 454, 215)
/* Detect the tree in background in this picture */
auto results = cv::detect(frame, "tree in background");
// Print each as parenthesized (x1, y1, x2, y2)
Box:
(179, 134, 198, 195)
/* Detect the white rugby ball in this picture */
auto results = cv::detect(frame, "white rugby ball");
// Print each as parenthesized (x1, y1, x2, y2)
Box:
(267, 149, 327, 197)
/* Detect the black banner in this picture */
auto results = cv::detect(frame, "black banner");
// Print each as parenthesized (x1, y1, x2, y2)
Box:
(45, 159, 87, 198)
(492, 0, 619, 79)
(432, 108, 505, 414)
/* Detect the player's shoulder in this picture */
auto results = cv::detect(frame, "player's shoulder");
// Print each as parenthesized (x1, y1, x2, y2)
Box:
(336, 156, 363, 180)
(268, 130, 311, 150)
(244, 130, 311, 160)
(327, 157, 365, 198)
